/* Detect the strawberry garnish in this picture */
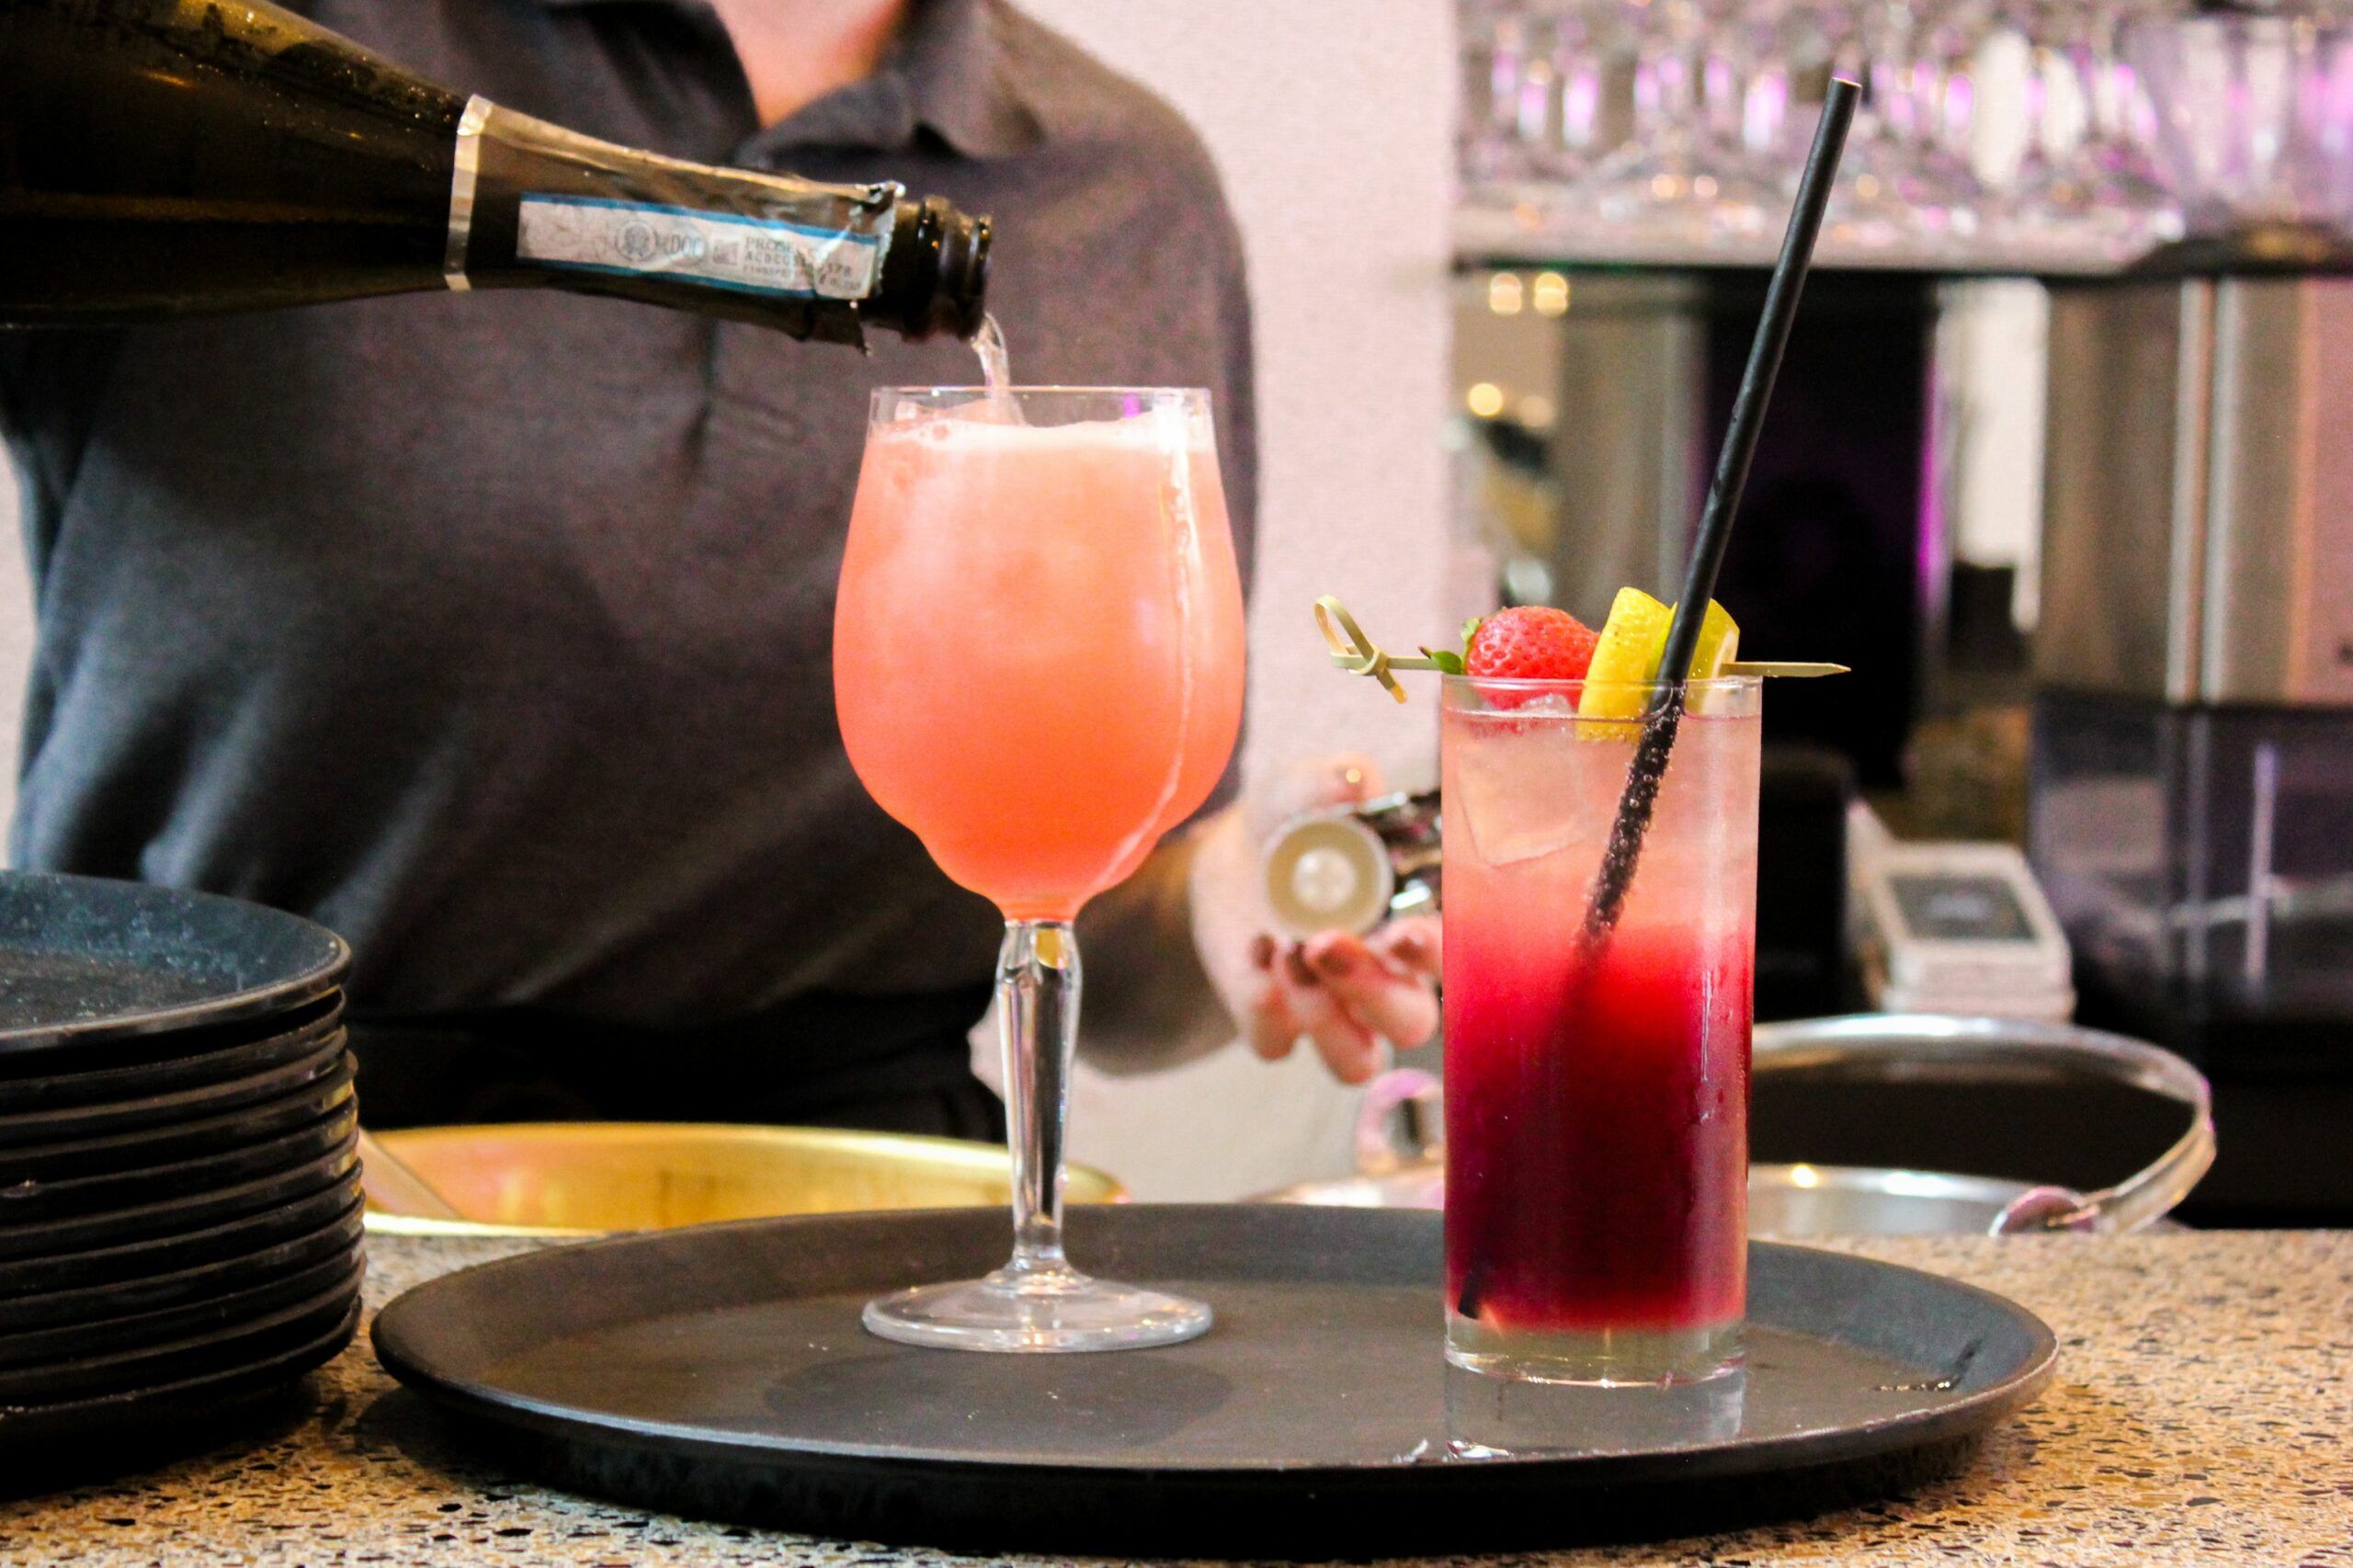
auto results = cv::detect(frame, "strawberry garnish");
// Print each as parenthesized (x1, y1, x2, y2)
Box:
(1462, 606, 1598, 684)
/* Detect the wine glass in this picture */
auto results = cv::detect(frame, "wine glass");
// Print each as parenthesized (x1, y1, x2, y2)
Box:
(1824, 0, 1989, 256)
(834, 388, 1247, 1352)
(1533, 0, 1615, 185)
(1996, 0, 2180, 262)
(2125, 7, 2353, 239)
(1462, 1, 1543, 194)
(1582, 0, 1782, 249)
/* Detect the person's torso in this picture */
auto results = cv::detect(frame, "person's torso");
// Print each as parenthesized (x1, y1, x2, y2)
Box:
(0, 0, 1254, 1026)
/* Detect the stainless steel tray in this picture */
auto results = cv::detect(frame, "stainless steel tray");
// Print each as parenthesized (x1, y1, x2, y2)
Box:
(1267, 1016, 2215, 1235)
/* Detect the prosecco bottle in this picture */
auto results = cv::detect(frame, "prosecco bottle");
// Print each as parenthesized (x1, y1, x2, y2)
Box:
(0, 0, 991, 344)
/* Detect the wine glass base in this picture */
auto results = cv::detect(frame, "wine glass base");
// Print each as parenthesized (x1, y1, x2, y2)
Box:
(863, 1266, 1212, 1354)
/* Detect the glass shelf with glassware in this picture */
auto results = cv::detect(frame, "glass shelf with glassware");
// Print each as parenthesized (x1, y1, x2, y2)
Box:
(1457, 0, 2353, 278)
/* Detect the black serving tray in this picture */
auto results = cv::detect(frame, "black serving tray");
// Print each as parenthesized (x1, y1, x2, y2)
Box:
(0, 995, 341, 1110)
(0, 1169, 360, 1298)
(0, 872, 347, 1054)
(0, 1297, 360, 1446)
(0, 1059, 354, 1185)
(0, 1033, 349, 1149)
(0, 1096, 357, 1223)
(0, 1257, 362, 1404)
(373, 1205, 2057, 1556)
(0, 1197, 364, 1332)
(0, 1236, 362, 1368)
(0, 1123, 358, 1263)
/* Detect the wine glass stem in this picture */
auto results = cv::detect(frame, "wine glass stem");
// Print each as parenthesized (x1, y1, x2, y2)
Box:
(998, 918, 1078, 1282)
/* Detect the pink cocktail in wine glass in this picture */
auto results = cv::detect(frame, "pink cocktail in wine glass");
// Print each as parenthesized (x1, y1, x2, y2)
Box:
(834, 387, 1245, 1352)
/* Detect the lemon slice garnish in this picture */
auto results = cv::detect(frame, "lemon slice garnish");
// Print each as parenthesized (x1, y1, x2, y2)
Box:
(1578, 590, 1742, 735)
(1579, 587, 1671, 728)
(1687, 599, 1741, 711)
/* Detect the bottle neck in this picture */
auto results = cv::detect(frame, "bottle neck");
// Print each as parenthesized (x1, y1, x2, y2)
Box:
(870, 195, 992, 343)
(444, 97, 984, 345)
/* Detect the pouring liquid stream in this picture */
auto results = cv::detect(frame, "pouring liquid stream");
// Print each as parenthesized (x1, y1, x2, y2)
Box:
(971, 312, 1017, 418)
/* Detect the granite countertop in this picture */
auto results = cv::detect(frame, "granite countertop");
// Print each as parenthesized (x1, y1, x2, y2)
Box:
(1, 1229, 2347, 1566)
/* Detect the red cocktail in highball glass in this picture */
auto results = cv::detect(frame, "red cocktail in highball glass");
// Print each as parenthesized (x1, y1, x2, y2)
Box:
(1441, 674, 1760, 1384)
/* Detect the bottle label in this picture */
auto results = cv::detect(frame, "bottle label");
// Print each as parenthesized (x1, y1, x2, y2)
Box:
(515, 195, 883, 300)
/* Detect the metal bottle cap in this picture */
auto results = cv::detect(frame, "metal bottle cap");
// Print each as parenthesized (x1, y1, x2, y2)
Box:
(1261, 790, 1442, 937)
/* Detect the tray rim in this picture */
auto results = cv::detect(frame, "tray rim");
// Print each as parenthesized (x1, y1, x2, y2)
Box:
(0, 1196, 368, 1330)
(0, 996, 344, 1107)
(0, 1295, 361, 1440)
(0, 1168, 365, 1294)
(0, 1124, 360, 1262)
(371, 1205, 2059, 1487)
(0, 1059, 357, 1177)
(0, 1097, 358, 1221)
(0, 1032, 350, 1147)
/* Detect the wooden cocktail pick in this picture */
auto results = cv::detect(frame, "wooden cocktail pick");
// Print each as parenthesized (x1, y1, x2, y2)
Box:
(1314, 595, 1845, 704)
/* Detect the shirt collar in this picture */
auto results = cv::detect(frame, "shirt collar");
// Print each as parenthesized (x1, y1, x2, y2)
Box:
(530, 0, 1040, 159)
(894, 0, 1040, 159)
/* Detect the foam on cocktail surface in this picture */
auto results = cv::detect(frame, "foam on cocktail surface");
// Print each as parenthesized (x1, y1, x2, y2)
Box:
(881, 405, 1214, 452)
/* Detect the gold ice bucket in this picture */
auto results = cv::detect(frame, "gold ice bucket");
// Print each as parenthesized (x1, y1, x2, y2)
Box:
(363, 1122, 1125, 1238)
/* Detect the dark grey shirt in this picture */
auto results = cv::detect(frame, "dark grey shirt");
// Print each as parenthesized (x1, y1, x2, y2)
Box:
(0, 0, 1256, 1032)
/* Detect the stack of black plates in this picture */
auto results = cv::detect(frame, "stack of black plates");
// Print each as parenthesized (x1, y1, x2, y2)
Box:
(0, 871, 359, 1441)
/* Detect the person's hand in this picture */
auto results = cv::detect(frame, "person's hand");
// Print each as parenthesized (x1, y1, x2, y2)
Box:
(1188, 755, 1442, 1085)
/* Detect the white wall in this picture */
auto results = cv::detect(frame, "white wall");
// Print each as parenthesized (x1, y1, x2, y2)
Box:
(1010, 0, 1459, 1198)
(0, 0, 1463, 1199)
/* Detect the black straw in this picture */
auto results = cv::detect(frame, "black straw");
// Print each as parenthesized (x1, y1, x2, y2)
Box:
(1578, 79, 1859, 949)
